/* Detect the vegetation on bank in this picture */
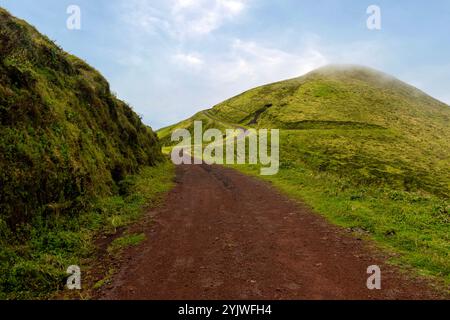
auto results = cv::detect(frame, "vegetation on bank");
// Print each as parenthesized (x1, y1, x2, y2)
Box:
(0, 7, 164, 229)
(0, 161, 175, 299)
(158, 65, 450, 286)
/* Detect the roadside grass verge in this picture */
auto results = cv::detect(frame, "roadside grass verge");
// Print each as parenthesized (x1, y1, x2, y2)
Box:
(0, 161, 175, 300)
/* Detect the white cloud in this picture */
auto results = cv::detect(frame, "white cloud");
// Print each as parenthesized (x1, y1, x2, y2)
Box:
(121, 0, 247, 38)
(120, 1, 171, 35)
(173, 39, 328, 88)
(221, 39, 328, 83)
(172, 52, 204, 68)
(171, 39, 328, 93)
(171, 0, 246, 37)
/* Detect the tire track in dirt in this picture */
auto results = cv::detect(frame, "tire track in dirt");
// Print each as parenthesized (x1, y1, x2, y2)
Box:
(100, 164, 443, 300)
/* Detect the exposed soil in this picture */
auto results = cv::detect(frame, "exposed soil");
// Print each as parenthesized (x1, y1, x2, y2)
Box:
(99, 164, 444, 300)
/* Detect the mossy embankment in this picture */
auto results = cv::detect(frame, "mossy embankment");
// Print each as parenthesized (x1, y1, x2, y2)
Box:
(0, 8, 174, 299)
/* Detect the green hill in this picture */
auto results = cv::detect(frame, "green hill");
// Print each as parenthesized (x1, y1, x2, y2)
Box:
(160, 65, 450, 197)
(159, 65, 450, 284)
(0, 8, 170, 298)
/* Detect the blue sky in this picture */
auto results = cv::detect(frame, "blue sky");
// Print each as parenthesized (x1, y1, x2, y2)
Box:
(2, 0, 450, 129)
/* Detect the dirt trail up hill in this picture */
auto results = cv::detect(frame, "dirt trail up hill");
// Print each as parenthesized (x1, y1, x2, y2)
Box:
(100, 164, 443, 300)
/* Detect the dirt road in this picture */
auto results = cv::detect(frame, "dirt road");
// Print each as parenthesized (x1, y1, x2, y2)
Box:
(100, 164, 442, 300)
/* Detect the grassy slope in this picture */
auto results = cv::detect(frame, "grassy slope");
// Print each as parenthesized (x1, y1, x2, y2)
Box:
(158, 65, 450, 285)
(0, 8, 173, 298)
